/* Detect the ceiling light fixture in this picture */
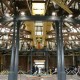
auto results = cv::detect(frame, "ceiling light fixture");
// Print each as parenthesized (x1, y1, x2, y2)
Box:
(20, 11, 25, 16)
(4, 13, 10, 17)
(68, 14, 73, 18)
(52, 12, 57, 16)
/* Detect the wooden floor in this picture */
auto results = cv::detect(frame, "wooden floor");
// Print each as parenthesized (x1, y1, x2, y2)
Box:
(0, 74, 80, 80)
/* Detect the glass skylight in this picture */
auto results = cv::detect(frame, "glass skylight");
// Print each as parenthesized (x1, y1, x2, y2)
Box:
(75, 41, 79, 45)
(69, 38, 71, 41)
(8, 22, 13, 27)
(35, 21, 43, 26)
(35, 22, 43, 36)
(1, 28, 5, 33)
(48, 35, 52, 38)
(77, 28, 80, 32)
(3, 35, 8, 40)
(35, 32, 43, 35)
(62, 30, 67, 33)
(71, 28, 77, 32)
(27, 35, 30, 38)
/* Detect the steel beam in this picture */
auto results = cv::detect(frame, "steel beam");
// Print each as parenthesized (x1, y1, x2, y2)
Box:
(0, 16, 60, 22)
(2, 0, 13, 13)
(17, 15, 60, 21)
(1, 0, 4, 14)
(52, 0, 72, 14)
(0, 15, 80, 24)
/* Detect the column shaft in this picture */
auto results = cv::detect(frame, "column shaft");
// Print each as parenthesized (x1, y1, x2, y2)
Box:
(55, 21, 66, 80)
(14, 21, 20, 80)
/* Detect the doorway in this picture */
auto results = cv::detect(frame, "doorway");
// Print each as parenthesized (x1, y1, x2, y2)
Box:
(34, 60, 45, 73)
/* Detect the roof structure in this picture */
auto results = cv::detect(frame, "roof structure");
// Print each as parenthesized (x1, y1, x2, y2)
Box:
(0, 0, 80, 55)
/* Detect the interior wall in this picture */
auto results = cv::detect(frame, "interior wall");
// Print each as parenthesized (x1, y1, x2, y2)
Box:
(4, 55, 10, 70)
(64, 56, 73, 67)
(48, 56, 73, 68)
(19, 56, 28, 71)
(4, 55, 28, 71)
(0, 55, 78, 71)
(48, 56, 57, 68)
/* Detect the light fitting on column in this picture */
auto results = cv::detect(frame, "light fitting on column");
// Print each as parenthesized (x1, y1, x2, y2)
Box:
(52, 12, 57, 16)
(68, 14, 73, 18)
(4, 13, 10, 17)
(20, 11, 26, 16)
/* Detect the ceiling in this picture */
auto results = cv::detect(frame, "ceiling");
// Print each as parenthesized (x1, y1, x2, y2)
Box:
(0, 0, 80, 55)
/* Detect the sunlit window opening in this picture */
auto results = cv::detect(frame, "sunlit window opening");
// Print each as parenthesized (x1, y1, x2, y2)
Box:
(32, 3, 45, 15)
(34, 60, 45, 73)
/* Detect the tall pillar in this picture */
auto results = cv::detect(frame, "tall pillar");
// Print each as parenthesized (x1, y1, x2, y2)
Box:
(55, 20, 66, 80)
(72, 53, 75, 66)
(27, 55, 30, 71)
(59, 20, 66, 80)
(14, 21, 20, 80)
(46, 52, 48, 73)
(8, 21, 16, 80)
(1, 54, 4, 71)
(30, 51, 32, 74)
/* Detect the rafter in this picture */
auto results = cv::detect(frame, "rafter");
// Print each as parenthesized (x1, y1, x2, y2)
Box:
(52, 0, 73, 14)
(47, 30, 80, 35)
(2, 0, 13, 13)
(68, 0, 75, 7)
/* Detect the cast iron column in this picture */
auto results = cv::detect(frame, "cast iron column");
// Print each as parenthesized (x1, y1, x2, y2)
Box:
(27, 55, 30, 71)
(46, 52, 48, 73)
(73, 53, 75, 66)
(14, 21, 20, 80)
(59, 20, 66, 80)
(30, 50, 32, 74)
(55, 20, 66, 80)
(8, 20, 16, 80)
